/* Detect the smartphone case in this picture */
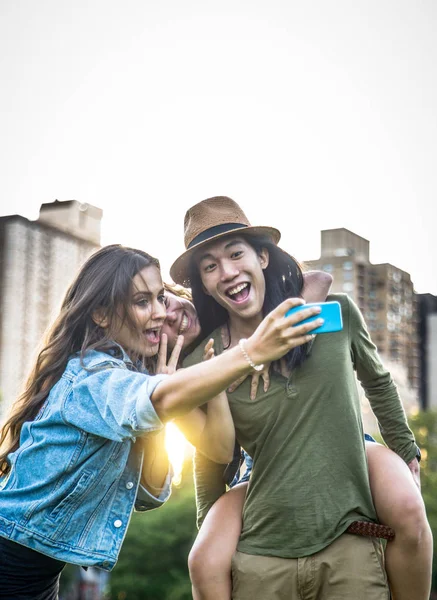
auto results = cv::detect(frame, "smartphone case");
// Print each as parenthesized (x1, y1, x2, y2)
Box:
(285, 301, 343, 334)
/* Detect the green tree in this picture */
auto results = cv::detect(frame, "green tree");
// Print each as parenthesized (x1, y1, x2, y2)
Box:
(59, 563, 80, 598)
(408, 410, 437, 595)
(109, 464, 197, 600)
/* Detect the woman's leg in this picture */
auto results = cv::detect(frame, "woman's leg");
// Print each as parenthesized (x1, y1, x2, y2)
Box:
(188, 482, 248, 600)
(366, 441, 433, 600)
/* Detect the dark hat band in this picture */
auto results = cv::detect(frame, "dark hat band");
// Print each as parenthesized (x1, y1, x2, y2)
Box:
(187, 223, 248, 249)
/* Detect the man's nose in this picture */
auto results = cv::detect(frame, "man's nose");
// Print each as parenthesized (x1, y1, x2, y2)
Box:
(220, 260, 239, 281)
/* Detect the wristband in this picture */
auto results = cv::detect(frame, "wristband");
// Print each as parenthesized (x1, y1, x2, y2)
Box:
(238, 339, 264, 372)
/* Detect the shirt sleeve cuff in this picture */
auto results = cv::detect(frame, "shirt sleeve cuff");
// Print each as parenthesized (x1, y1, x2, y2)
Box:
(134, 466, 173, 511)
(403, 443, 421, 465)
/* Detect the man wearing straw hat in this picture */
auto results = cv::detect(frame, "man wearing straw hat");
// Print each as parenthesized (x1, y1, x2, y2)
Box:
(170, 196, 425, 599)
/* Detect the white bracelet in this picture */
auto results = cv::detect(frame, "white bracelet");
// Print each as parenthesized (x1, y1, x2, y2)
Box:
(238, 339, 264, 372)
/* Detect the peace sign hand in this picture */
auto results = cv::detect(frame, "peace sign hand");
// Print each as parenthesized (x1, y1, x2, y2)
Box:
(156, 333, 185, 375)
(202, 338, 215, 362)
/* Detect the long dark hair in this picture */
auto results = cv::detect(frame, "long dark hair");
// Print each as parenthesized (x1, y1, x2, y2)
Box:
(0, 244, 160, 475)
(188, 233, 310, 370)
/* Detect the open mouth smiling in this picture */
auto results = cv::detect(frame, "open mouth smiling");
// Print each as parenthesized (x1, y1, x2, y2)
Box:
(144, 328, 161, 344)
(178, 312, 190, 334)
(226, 282, 251, 303)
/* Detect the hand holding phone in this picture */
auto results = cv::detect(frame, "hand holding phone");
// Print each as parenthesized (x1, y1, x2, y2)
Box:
(285, 301, 343, 334)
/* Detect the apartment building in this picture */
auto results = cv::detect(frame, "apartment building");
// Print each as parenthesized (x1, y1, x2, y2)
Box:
(305, 228, 420, 391)
(417, 293, 437, 410)
(0, 200, 102, 418)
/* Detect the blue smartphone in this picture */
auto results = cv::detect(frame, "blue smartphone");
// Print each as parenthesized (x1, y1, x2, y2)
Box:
(285, 301, 343, 334)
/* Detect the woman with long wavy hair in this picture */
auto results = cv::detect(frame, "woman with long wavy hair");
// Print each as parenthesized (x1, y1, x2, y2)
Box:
(0, 243, 319, 599)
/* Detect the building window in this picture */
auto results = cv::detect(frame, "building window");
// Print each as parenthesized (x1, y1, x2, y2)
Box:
(343, 261, 353, 270)
(343, 271, 353, 281)
(343, 282, 354, 292)
(322, 264, 333, 273)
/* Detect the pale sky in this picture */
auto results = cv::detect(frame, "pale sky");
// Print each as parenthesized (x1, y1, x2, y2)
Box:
(1, 0, 436, 293)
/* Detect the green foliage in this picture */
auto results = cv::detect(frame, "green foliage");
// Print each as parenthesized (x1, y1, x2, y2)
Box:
(408, 410, 437, 593)
(59, 563, 78, 596)
(108, 464, 197, 600)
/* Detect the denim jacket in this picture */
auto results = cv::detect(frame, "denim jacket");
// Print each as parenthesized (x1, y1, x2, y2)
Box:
(0, 345, 172, 571)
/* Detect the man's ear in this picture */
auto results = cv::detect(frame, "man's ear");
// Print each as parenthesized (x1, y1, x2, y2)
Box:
(92, 308, 109, 329)
(259, 248, 270, 270)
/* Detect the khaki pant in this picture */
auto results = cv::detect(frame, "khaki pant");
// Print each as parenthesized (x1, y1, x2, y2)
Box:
(231, 533, 389, 600)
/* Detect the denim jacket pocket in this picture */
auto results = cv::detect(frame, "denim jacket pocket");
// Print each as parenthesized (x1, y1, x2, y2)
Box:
(78, 479, 119, 549)
(49, 470, 94, 522)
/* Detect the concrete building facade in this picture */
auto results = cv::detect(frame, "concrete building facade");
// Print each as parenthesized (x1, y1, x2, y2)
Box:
(417, 293, 437, 410)
(0, 200, 102, 418)
(304, 228, 420, 391)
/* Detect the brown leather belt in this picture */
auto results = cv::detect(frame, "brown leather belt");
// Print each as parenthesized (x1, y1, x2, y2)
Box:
(347, 521, 395, 541)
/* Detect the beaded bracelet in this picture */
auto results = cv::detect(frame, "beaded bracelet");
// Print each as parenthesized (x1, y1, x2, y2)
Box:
(238, 338, 264, 372)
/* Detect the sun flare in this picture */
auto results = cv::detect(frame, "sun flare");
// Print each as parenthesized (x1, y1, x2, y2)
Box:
(165, 422, 188, 486)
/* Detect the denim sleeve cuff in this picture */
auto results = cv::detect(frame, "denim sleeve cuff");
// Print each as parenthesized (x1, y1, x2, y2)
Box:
(134, 466, 173, 512)
(134, 374, 168, 432)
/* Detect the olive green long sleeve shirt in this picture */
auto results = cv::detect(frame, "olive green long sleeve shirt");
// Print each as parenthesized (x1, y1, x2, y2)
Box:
(184, 294, 418, 558)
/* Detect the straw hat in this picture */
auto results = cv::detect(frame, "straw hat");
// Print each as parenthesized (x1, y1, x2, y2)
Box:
(170, 196, 281, 286)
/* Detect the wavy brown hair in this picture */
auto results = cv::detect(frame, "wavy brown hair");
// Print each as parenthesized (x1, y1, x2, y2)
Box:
(0, 244, 160, 475)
